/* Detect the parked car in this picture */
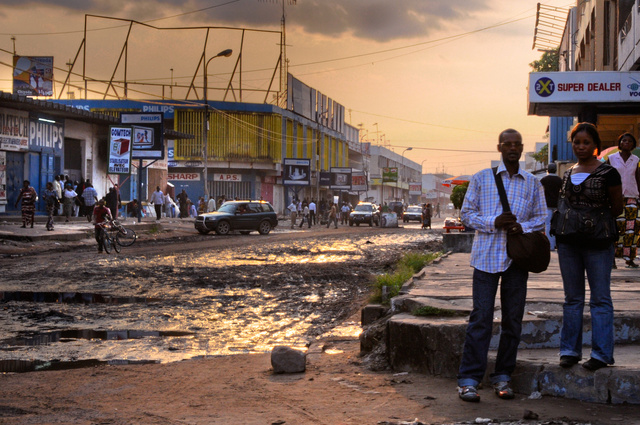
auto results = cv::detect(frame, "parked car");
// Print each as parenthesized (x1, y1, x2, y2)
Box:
(403, 205, 423, 222)
(349, 202, 380, 227)
(388, 201, 404, 220)
(194, 201, 278, 235)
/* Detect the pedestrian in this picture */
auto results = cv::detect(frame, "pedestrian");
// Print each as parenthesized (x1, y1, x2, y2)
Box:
(62, 183, 77, 222)
(456, 128, 546, 402)
(149, 186, 164, 220)
(42, 182, 58, 231)
(207, 196, 216, 213)
(105, 187, 120, 220)
(606, 132, 640, 268)
(188, 199, 197, 218)
(299, 202, 310, 228)
(540, 163, 563, 250)
(421, 203, 432, 229)
(93, 199, 113, 253)
(435, 203, 441, 218)
(126, 199, 141, 218)
(81, 182, 99, 222)
(177, 189, 189, 218)
(340, 202, 350, 224)
(309, 199, 317, 226)
(198, 197, 206, 215)
(15, 180, 38, 228)
(327, 202, 338, 229)
(288, 199, 297, 229)
(52, 175, 62, 216)
(553, 122, 623, 372)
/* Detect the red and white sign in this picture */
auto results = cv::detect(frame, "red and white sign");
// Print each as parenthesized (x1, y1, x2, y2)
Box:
(168, 173, 200, 181)
(214, 174, 241, 182)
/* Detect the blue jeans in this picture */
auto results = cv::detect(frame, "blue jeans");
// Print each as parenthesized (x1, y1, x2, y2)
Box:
(457, 265, 528, 387)
(557, 242, 615, 364)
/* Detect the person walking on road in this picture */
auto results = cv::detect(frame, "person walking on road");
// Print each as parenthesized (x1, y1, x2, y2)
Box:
(288, 200, 298, 229)
(540, 163, 563, 250)
(299, 202, 311, 229)
(15, 180, 38, 228)
(606, 132, 640, 268)
(553, 123, 623, 372)
(327, 202, 338, 229)
(93, 199, 113, 253)
(149, 186, 164, 221)
(456, 128, 546, 403)
(42, 182, 58, 231)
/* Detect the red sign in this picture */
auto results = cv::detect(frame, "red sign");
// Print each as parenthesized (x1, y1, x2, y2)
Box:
(168, 173, 200, 181)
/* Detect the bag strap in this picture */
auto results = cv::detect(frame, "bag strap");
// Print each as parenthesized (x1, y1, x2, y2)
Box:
(492, 167, 511, 213)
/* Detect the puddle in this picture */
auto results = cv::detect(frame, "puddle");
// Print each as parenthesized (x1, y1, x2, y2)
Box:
(0, 292, 160, 304)
(0, 329, 195, 348)
(0, 359, 158, 373)
(0, 230, 442, 371)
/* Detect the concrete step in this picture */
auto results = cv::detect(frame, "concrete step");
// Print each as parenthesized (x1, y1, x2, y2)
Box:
(385, 312, 640, 404)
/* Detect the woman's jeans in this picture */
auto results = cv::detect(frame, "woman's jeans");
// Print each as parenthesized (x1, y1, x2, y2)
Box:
(557, 242, 615, 364)
(457, 264, 528, 387)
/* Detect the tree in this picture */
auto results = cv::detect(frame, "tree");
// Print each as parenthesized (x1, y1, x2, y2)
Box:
(450, 182, 469, 211)
(529, 48, 559, 72)
(531, 144, 549, 168)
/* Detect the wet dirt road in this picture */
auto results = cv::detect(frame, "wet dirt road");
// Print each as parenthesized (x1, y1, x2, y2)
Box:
(0, 224, 441, 372)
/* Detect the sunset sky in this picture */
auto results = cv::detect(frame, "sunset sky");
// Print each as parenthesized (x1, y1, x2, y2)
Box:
(0, 0, 572, 175)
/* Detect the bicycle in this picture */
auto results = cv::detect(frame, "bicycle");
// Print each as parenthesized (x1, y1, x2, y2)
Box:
(97, 221, 120, 254)
(109, 219, 137, 247)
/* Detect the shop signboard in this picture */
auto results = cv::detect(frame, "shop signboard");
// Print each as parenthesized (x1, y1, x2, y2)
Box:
(409, 182, 422, 196)
(0, 108, 29, 151)
(330, 167, 352, 190)
(108, 126, 133, 175)
(120, 113, 164, 159)
(351, 171, 366, 191)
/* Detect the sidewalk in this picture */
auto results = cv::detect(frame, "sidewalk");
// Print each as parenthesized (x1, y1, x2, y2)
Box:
(383, 251, 640, 404)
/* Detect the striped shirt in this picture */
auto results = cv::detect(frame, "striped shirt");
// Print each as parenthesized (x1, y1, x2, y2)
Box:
(82, 186, 98, 206)
(461, 163, 546, 273)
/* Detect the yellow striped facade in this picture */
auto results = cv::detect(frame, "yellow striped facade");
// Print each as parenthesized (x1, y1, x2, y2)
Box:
(173, 109, 349, 170)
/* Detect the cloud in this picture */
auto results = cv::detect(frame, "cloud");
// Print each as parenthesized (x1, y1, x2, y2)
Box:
(0, 0, 492, 42)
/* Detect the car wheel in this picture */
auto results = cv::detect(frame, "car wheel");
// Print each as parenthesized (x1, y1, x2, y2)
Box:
(197, 228, 210, 235)
(239, 231, 250, 235)
(356, 223, 360, 227)
(258, 220, 272, 235)
(215, 221, 231, 235)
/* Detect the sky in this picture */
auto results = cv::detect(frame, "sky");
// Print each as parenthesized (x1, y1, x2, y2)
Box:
(0, 0, 573, 175)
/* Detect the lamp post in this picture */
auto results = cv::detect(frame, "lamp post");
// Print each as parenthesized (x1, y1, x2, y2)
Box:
(203, 48, 233, 203)
(398, 147, 413, 201)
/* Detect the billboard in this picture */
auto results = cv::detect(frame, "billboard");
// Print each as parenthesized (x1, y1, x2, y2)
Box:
(409, 183, 422, 196)
(108, 126, 133, 175)
(351, 171, 367, 191)
(283, 158, 311, 186)
(382, 167, 398, 183)
(120, 113, 164, 159)
(319, 171, 331, 187)
(13, 56, 54, 97)
(330, 167, 352, 190)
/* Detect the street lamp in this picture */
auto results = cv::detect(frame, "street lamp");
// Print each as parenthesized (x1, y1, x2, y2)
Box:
(203, 48, 233, 203)
(398, 147, 413, 201)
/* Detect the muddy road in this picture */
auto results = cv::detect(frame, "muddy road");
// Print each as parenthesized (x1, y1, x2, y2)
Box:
(0, 225, 441, 371)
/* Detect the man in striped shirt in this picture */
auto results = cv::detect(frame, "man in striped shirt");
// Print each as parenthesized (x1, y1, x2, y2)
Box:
(456, 129, 546, 403)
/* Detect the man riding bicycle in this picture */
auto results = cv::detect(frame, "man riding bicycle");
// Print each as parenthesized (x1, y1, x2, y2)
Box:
(93, 199, 113, 253)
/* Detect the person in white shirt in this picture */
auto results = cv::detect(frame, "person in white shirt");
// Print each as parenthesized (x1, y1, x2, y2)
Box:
(149, 186, 164, 221)
(309, 200, 317, 226)
(288, 200, 297, 229)
(207, 196, 217, 213)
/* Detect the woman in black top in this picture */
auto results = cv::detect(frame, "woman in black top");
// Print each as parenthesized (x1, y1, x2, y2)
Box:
(554, 122, 623, 371)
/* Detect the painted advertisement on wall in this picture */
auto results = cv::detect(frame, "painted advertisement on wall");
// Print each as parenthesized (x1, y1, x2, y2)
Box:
(13, 56, 54, 97)
(108, 126, 133, 175)
(0, 108, 29, 151)
(409, 182, 422, 196)
(351, 171, 366, 191)
(29, 118, 64, 154)
(382, 167, 398, 183)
